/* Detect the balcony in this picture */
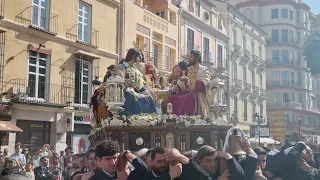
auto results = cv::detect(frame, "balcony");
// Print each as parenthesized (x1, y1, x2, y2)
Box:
(230, 44, 241, 62)
(0, 79, 71, 107)
(66, 24, 99, 48)
(248, 55, 259, 70)
(249, 86, 259, 102)
(297, 22, 309, 30)
(143, 51, 173, 72)
(266, 59, 301, 69)
(266, 81, 307, 90)
(239, 82, 251, 100)
(239, 50, 250, 66)
(267, 102, 303, 110)
(230, 79, 242, 97)
(16, 5, 58, 35)
(257, 89, 267, 105)
(257, 58, 266, 74)
(266, 38, 301, 47)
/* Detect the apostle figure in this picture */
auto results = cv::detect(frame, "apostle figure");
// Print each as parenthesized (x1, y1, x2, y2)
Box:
(117, 48, 157, 115)
(167, 50, 210, 117)
(134, 49, 158, 84)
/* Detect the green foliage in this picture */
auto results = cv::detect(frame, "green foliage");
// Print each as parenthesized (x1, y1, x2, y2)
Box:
(303, 20, 320, 75)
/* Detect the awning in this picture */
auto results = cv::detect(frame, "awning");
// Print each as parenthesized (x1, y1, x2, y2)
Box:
(74, 50, 100, 59)
(0, 121, 23, 132)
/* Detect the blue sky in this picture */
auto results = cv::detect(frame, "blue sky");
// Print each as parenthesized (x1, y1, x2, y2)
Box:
(304, 0, 320, 14)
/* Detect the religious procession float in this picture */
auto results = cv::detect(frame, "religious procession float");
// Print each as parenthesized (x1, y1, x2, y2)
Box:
(88, 48, 239, 152)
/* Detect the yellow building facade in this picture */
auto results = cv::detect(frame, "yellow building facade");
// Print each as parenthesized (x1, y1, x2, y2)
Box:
(0, 0, 120, 152)
(121, 0, 179, 74)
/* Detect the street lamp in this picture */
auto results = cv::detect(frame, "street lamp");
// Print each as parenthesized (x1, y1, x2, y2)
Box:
(254, 113, 264, 147)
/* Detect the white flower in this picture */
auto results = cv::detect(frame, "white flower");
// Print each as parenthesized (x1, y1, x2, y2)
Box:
(122, 115, 127, 121)
(163, 119, 166, 124)
(150, 121, 156, 126)
(185, 121, 191, 126)
(124, 122, 128, 126)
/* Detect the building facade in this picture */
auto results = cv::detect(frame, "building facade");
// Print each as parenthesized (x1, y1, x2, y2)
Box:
(233, 0, 320, 138)
(0, 0, 120, 152)
(174, 0, 229, 68)
(121, 0, 179, 75)
(216, 2, 267, 135)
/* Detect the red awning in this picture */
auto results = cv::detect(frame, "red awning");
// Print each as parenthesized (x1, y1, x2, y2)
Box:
(0, 121, 22, 132)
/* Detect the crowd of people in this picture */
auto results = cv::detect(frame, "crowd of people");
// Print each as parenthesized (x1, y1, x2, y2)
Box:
(1, 138, 319, 180)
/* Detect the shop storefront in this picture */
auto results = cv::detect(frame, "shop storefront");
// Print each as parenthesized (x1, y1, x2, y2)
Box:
(66, 113, 92, 154)
(15, 120, 51, 151)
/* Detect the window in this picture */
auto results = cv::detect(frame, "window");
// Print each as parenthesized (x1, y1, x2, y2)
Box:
(234, 97, 238, 114)
(282, 29, 288, 42)
(251, 41, 255, 55)
(203, 37, 210, 62)
(272, 50, 280, 64)
(259, 47, 262, 59)
(232, 62, 237, 79)
(217, 45, 223, 68)
(289, 30, 294, 43)
(28, 51, 48, 99)
(165, 46, 172, 70)
(273, 93, 280, 103)
(260, 105, 263, 116)
(281, 9, 288, 19)
(75, 58, 91, 105)
(78, 2, 91, 43)
(195, 0, 200, 17)
(283, 93, 290, 102)
(297, 11, 300, 23)
(291, 72, 295, 86)
(153, 45, 159, 68)
(297, 32, 301, 42)
(285, 114, 289, 122)
(259, 74, 262, 89)
(242, 36, 246, 51)
(282, 71, 289, 86)
(232, 29, 237, 44)
(272, 30, 279, 42)
(292, 114, 295, 123)
(156, 11, 165, 18)
(252, 102, 256, 121)
(272, 71, 280, 86)
(271, 9, 278, 19)
(243, 66, 247, 83)
(169, 12, 173, 23)
(251, 71, 255, 86)
(187, 28, 195, 52)
(292, 93, 295, 102)
(290, 10, 293, 20)
(32, 0, 49, 29)
(243, 100, 248, 121)
(281, 50, 289, 65)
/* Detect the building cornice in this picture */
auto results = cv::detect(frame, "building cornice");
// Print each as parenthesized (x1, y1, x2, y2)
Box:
(181, 9, 229, 42)
(0, 19, 119, 59)
(236, 0, 311, 11)
(228, 4, 267, 36)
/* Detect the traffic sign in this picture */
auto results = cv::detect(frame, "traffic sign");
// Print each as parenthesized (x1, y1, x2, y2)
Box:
(269, 112, 286, 121)
(270, 132, 286, 137)
(269, 127, 286, 132)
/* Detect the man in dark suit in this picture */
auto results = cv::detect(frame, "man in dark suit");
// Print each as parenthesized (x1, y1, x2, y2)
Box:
(34, 156, 55, 180)
(89, 140, 120, 180)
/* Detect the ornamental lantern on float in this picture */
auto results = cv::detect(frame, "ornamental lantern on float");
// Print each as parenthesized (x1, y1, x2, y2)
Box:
(167, 103, 173, 114)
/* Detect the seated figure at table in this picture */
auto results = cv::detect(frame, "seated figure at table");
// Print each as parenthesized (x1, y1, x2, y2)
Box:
(168, 50, 210, 117)
(117, 48, 157, 115)
(168, 61, 189, 94)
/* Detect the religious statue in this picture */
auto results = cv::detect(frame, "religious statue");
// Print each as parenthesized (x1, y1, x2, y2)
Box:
(117, 48, 157, 115)
(167, 50, 211, 117)
(134, 49, 158, 85)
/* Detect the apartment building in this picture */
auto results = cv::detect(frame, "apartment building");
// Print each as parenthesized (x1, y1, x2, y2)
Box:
(0, 0, 120, 151)
(215, 1, 267, 135)
(232, 0, 320, 137)
(173, 0, 229, 69)
(121, 0, 179, 74)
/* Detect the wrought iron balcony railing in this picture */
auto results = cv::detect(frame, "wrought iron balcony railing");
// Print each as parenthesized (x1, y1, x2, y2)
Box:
(0, 79, 71, 107)
(66, 24, 99, 48)
(16, 6, 58, 35)
(143, 51, 173, 72)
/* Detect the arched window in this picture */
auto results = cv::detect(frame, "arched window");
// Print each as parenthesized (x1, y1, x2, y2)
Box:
(243, 8, 254, 21)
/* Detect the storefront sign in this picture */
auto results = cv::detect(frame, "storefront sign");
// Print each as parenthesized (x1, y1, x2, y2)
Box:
(65, 112, 74, 132)
(74, 116, 91, 124)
